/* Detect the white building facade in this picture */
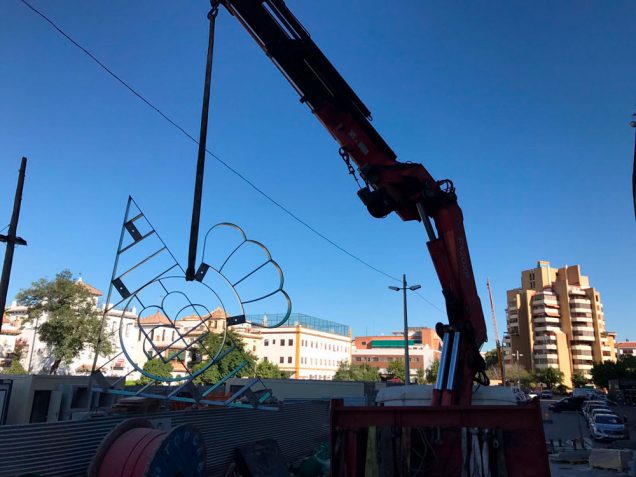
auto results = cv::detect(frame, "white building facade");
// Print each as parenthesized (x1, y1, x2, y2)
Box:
(253, 314, 352, 380)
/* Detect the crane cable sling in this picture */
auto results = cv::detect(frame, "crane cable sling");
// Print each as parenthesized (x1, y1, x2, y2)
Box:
(186, 1, 219, 281)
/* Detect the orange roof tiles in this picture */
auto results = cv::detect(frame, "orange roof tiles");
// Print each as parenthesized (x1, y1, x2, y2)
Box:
(79, 281, 104, 297)
(139, 311, 171, 325)
(617, 342, 636, 349)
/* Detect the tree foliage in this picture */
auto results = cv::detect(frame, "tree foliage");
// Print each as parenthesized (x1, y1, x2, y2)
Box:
(505, 363, 535, 388)
(591, 355, 636, 389)
(535, 367, 564, 390)
(571, 373, 588, 388)
(388, 359, 405, 382)
(255, 360, 290, 379)
(192, 330, 256, 385)
(137, 358, 173, 385)
(333, 361, 380, 382)
(484, 349, 500, 369)
(1, 360, 27, 375)
(416, 367, 425, 384)
(1, 338, 28, 375)
(425, 359, 439, 384)
(16, 270, 113, 374)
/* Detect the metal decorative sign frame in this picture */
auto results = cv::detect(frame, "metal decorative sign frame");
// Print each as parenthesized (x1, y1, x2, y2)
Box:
(88, 197, 291, 410)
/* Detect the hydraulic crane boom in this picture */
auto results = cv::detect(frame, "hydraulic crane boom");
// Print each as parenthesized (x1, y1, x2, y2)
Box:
(219, 0, 487, 405)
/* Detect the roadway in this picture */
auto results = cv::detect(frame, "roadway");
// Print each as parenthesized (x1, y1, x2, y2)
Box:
(541, 397, 636, 477)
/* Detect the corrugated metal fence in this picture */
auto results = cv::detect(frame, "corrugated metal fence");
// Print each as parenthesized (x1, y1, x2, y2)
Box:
(0, 401, 329, 477)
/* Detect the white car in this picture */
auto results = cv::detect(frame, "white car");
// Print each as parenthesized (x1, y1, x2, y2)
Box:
(587, 407, 616, 428)
(590, 414, 627, 441)
(582, 400, 607, 416)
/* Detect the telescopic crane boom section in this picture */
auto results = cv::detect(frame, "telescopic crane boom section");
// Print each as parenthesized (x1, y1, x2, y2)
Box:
(487, 278, 506, 382)
(219, 0, 487, 405)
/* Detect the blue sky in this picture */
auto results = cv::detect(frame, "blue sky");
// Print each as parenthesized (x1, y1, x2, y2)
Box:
(1, 0, 635, 347)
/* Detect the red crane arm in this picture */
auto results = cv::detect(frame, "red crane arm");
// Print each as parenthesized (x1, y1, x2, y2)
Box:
(220, 0, 487, 405)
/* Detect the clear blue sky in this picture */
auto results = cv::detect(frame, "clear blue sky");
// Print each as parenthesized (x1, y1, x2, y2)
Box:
(1, 0, 634, 347)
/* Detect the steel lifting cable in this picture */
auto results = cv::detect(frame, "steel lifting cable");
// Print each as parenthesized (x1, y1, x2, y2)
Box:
(187, 1, 220, 281)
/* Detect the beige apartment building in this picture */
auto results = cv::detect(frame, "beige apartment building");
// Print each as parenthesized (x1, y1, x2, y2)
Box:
(504, 261, 615, 387)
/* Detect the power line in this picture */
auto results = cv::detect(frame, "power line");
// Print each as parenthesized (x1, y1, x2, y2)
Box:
(19, 0, 446, 314)
(413, 290, 445, 314)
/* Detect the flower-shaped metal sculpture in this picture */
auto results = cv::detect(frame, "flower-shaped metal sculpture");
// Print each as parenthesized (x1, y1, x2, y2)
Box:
(90, 197, 290, 408)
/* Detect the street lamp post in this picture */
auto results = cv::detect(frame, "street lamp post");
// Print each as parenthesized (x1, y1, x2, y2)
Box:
(511, 350, 524, 389)
(389, 274, 421, 385)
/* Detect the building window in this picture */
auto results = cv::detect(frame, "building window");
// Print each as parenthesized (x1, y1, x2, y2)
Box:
(355, 357, 362, 362)
(263, 357, 268, 362)
(264, 340, 269, 346)
(280, 340, 285, 346)
(273, 339, 276, 344)
(288, 339, 293, 346)
(288, 357, 292, 363)
(125, 323, 132, 337)
(279, 357, 284, 364)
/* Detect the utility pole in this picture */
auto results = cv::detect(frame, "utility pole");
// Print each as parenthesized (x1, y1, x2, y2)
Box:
(486, 278, 505, 384)
(0, 157, 28, 332)
(389, 274, 421, 384)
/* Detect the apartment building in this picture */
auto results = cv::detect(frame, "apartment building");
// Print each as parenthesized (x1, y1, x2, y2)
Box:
(352, 328, 441, 382)
(252, 313, 352, 380)
(504, 261, 616, 387)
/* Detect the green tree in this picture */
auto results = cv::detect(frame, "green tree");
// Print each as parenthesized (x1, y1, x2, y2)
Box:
(571, 373, 588, 388)
(1, 360, 27, 375)
(425, 359, 439, 384)
(590, 356, 636, 389)
(192, 330, 256, 385)
(506, 363, 534, 388)
(255, 360, 290, 379)
(416, 367, 425, 384)
(484, 349, 500, 369)
(16, 270, 113, 374)
(388, 359, 406, 382)
(1, 338, 28, 375)
(333, 361, 380, 381)
(535, 367, 564, 390)
(137, 358, 173, 385)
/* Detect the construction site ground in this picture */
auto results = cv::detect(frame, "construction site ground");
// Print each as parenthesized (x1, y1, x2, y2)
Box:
(543, 398, 636, 476)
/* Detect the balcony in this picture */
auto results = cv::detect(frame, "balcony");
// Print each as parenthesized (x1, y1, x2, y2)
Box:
(570, 317, 593, 325)
(571, 334, 595, 340)
(534, 343, 558, 351)
(573, 363, 593, 370)
(533, 316, 560, 326)
(569, 288, 587, 296)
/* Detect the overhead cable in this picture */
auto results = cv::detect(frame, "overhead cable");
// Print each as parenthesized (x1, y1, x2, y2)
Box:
(20, 0, 447, 315)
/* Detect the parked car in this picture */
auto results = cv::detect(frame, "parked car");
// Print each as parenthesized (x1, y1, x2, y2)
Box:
(549, 397, 585, 413)
(540, 390, 553, 399)
(587, 407, 617, 428)
(513, 389, 530, 404)
(590, 414, 627, 441)
(582, 400, 608, 416)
